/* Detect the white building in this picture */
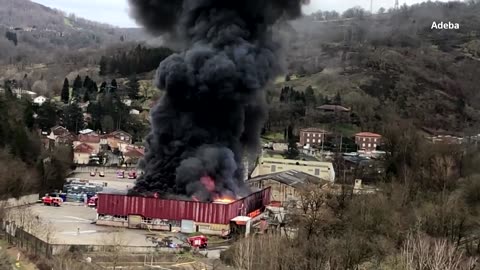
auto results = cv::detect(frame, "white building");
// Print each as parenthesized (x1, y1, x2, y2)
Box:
(33, 96, 48, 106)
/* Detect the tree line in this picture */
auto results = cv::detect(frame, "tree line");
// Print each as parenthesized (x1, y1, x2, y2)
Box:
(0, 90, 72, 199)
(99, 45, 173, 77)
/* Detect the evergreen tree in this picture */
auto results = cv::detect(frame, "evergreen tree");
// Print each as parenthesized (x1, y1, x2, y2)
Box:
(127, 76, 140, 100)
(284, 135, 300, 160)
(334, 92, 342, 105)
(110, 79, 118, 93)
(36, 101, 58, 130)
(99, 81, 107, 93)
(305, 86, 316, 107)
(4, 80, 13, 99)
(61, 78, 70, 104)
(99, 56, 108, 76)
(62, 103, 84, 133)
(72, 75, 83, 98)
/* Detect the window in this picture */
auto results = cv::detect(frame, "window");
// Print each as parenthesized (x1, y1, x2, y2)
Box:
(312, 139, 316, 143)
(374, 144, 377, 148)
(363, 138, 366, 141)
(271, 165, 276, 172)
(315, 168, 320, 176)
(374, 138, 377, 142)
(368, 144, 371, 147)
(362, 143, 365, 147)
(307, 139, 310, 143)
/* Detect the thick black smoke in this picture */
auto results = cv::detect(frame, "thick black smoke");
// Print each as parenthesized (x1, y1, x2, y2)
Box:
(129, 0, 304, 201)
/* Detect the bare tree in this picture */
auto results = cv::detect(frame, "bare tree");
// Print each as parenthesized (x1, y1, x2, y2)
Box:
(399, 233, 477, 270)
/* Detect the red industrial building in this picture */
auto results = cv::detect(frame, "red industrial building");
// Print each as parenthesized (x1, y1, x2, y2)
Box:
(96, 188, 271, 235)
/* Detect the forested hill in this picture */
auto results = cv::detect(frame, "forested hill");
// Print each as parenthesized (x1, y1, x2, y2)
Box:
(0, 0, 148, 65)
(272, 1, 480, 135)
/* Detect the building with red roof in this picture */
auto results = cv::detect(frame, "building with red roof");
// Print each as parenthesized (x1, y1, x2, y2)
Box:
(73, 143, 95, 164)
(355, 132, 382, 152)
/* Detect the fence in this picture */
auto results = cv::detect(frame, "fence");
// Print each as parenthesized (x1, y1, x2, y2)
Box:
(1, 220, 178, 259)
(3, 221, 53, 258)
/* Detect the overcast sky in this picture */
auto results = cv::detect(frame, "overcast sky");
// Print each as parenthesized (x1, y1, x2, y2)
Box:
(32, 0, 451, 28)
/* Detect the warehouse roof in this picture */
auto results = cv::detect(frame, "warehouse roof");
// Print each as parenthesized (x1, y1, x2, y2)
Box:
(247, 170, 328, 189)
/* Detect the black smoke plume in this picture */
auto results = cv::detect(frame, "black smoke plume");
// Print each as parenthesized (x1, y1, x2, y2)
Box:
(129, 0, 304, 201)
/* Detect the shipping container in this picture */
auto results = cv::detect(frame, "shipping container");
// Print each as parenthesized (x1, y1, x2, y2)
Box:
(97, 188, 271, 225)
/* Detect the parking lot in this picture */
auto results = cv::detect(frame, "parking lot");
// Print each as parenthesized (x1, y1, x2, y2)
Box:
(69, 172, 135, 191)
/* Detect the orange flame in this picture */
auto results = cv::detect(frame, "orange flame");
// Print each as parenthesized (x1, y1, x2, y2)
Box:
(213, 196, 235, 204)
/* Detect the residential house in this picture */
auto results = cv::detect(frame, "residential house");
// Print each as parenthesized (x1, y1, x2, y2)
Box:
(246, 170, 330, 206)
(106, 130, 133, 150)
(355, 132, 382, 152)
(130, 109, 140, 115)
(73, 143, 95, 164)
(48, 126, 70, 141)
(56, 133, 76, 146)
(75, 132, 101, 154)
(33, 96, 48, 106)
(124, 148, 145, 165)
(251, 156, 335, 182)
(299, 128, 328, 146)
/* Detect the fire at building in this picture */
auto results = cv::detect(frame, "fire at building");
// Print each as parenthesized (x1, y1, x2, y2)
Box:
(96, 188, 271, 235)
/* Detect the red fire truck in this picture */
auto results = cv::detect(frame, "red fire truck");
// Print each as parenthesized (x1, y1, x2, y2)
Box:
(187, 235, 208, 249)
(42, 195, 63, 207)
(128, 170, 137, 179)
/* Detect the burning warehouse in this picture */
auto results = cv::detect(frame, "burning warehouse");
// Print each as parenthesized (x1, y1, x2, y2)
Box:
(105, 0, 305, 233)
(96, 188, 271, 235)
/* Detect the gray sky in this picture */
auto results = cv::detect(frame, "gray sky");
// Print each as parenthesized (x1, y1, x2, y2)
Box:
(32, 0, 452, 28)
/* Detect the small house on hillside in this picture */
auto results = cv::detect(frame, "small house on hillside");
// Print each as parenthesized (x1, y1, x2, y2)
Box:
(355, 132, 382, 152)
(33, 96, 48, 106)
(48, 126, 70, 141)
(299, 128, 329, 146)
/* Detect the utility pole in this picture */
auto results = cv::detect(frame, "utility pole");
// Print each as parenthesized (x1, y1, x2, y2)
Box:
(370, 0, 373, 14)
(394, 0, 399, 10)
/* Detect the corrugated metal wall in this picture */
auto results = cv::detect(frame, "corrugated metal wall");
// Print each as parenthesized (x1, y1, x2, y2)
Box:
(97, 188, 271, 225)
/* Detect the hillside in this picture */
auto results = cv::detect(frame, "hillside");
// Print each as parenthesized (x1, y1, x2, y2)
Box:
(269, 1, 480, 136)
(0, 0, 148, 65)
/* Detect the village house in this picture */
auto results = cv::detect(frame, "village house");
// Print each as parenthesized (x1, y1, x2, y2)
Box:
(299, 128, 328, 146)
(73, 143, 95, 164)
(47, 126, 70, 141)
(74, 132, 101, 154)
(123, 147, 145, 165)
(105, 130, 133, 150)
(246, 170, 330, 206)
(33, 95, 48, 106)
(355, 132, 382, 152)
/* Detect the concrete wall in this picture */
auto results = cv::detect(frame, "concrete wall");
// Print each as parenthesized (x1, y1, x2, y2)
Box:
(3, 194, 39, 208)
(97, 219, 229, 235)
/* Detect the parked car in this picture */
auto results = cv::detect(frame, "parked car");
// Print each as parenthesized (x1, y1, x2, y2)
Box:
(116, 170, 125, 179)
(90, 171, 96, 177)
(99, 171, 105, 177)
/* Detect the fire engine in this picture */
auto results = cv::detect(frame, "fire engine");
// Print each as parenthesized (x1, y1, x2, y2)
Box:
(128, 170, 137, 179)
(42, 195, 63, 207)
(187, 235, 208, 249)
(88, 195, 98, 207)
